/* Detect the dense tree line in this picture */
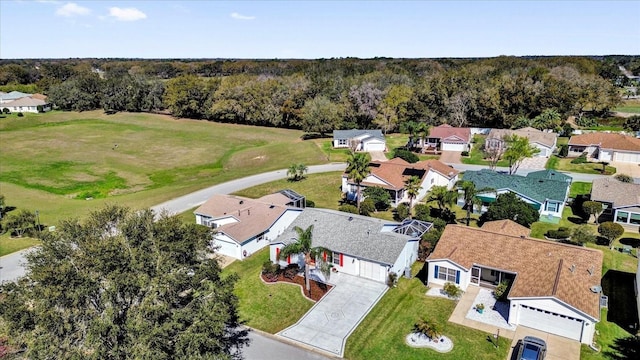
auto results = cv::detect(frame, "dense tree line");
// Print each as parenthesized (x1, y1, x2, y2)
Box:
(0, 56, 631, 132)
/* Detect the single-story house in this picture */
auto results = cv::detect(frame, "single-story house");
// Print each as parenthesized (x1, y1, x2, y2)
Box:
(480, 219, 531, 237)
(2, 96, 51, 113)
(0, 91, 31, 104)
(485, 127, 557, 157)
(332, 129, 386, 152)
(427, 225, 603, 344)
(270, 208, 432, 283)
(342, 157, 459, 206)
(568, 133, 640, 164)
(416, 124, 472, 152)
(525, 169, 572, 184)
(590, 178, 640, 230)
(462, 169, 571, 220)
(194, 190, 306, 260)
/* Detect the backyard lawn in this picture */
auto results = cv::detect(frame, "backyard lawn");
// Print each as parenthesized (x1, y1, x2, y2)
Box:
(546, 156, 617, 175)
(0, 234, 40, 257)
(345, 263, 510, 360)
(222, 248, 314, 334)
(614, 99, 640, 114)
(460, 135, 509, 167)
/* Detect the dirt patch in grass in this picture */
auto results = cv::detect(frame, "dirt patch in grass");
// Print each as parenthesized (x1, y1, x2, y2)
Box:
(261, 273, 333, 302)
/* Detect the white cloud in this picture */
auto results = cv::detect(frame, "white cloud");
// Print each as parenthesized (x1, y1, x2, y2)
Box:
(37, 0, 61, 4)
(108, 7, 147, 21)
(55, 2, 90, 17)
(230, 12, 255, 20)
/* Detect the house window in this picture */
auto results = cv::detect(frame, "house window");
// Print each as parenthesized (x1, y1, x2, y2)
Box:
(629, 213, 640, 225)
(545, 201, 559, 213)
(616, 211, 629, 223)
(437, 266, 458, 283)
(332, 252, 341, 265)
(338, 139, 347, 146)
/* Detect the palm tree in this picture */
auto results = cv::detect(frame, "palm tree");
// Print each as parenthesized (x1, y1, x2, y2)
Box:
(346, 152, 371, 212)
(404, 175, 422, 218)
(278, 225, 330, 295)
(417, 122, 430, 151)
(457, 180, 494, 226)
(296, 163, 308, 180)
(428, 185, 457, 210)
(287, 163, 300, 181)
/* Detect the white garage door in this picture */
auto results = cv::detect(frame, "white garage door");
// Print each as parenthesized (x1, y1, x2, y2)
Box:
(442, 142, 465, 152)
(363, 142, 386, 152)
(359, 261, 385, 282)
(518, 304, 583, 341)
(614, 151, 640, 163)
(212, 239, 239, 259)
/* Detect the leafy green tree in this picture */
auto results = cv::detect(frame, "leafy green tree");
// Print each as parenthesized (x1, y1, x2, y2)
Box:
(598, 222, 625, 250)
(359, 198, 376, 216)
(428, 185, 457, 210)
(0, 205, 248, 359)
(300, 95, 342, 136)
(3, 209, 36, 237)
(582, 201, 604, 224)
(346, 152, 371, 213)
(393, 148, 419, 163)
(363, 186, 391, 211)
(395, 203, 410, 220)
(531, 108, 562, 130)
(404, 175, 422, 218)
(503, 134, 541, 175)
(278, 225, 330, 295)
(164, 75, 212, 119)
(624, 115, 640, 132)
(338, 204, 358, 214)
(572, 225, 597, 245)
(457, 180, 494, 226)
(481, 192, 539, 227)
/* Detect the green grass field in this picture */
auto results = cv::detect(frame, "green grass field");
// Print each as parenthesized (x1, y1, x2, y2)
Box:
(546, 156, 617, 175)
(0, 110, 328, 229)
(615, 100, 640, 114)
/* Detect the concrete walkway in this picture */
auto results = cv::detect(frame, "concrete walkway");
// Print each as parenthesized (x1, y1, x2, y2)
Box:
(278, 273, 387, 357)
(448, 286, 517, 339)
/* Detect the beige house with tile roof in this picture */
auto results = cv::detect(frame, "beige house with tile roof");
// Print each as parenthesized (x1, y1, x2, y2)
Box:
(341, 157, 459, 206)
(194, 191, 305, 259)
(590, 178, 640, 230)
(568, 133, 640, 164)
(485, 127, 557, 157)
(427, 225, 603, 344)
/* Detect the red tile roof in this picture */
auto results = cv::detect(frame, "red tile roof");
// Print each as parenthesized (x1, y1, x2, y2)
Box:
(569, 133, 640, 152)
(354, 158, 458, 190)
(429, 124, 471, 143)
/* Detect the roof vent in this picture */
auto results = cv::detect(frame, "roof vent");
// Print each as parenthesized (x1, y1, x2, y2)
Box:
(239, 200, 244, 204)
(348, 216, 353, 221)
(590, 285, 602, 293)
(269, 204, 275, 209)
(588, 266, 594, 276)
(570, 264, 576, 273)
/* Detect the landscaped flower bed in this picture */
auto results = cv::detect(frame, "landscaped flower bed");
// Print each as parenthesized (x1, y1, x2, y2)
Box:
(261, 272, 332, 302)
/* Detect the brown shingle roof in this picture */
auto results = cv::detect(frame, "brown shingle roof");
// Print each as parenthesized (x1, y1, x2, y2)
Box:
(481, 220, 530, 237)
(487, 127, 557, 148)
(591, 178, 640, 208)
(354, 158, 458, 190)
(257, 193, 292, 206)
(4, 96, 47, 107)
(428, 225, 602, 319)
(569, 133, 640, 152)
(429, 124, 471, 143)
(194, 194, 289, 243)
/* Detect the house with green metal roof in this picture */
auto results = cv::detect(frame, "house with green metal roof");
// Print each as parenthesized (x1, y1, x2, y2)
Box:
(462, 169, 571, 222)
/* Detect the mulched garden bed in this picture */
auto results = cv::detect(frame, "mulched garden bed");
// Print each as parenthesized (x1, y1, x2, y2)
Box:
(261, 273, 332, 302)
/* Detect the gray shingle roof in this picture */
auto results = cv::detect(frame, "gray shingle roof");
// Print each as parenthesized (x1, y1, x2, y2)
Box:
(333, 129, 384, 141)
(0, 91, 31, 101)
(463, 169, 569, 203)
(591, 178, 640, 208)
(271, 208, 414, 265)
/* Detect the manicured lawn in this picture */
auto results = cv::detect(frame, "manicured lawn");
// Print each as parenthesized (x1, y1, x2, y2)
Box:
(385, 133, 409, 151)
(345, 270, 510, 360)
(0, 234, 40, 256)
(614, 100, 640, 114)
(546, 156, 617, 175)
(569, 181, 592, 198)
(222, 248, 314, 334)
(0, 110, 328, 230)
(312, 139, 352, 162)
(460, 136, 508, 167)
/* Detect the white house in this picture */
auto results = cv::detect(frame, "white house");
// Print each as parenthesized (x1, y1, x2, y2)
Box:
(416, 124, 472, 152)
(194, 190, 305, 260)
(270, 208, 432, 283)
(342, 158, 459, 206)
(427, 224, 603, 344)
(332, 129, 386, 152)
(2, 96, 51, 113)
(462, 169, 571, 221)
(590, 178, 640, 230)
(485, 127, 557, 157)
(568, 132, 640, 164)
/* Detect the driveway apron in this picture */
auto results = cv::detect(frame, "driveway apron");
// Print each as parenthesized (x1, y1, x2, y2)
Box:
(278, 273, 387, 357)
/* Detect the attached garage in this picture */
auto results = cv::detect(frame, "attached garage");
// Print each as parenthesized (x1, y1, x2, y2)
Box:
(613, 151, 640, 164)
(362, 139, 386, 152)
(359, 260, 386, 282)
(518, 304, 583, 341)
(212, 237, 239, 258)
(442, 142, 466, 152)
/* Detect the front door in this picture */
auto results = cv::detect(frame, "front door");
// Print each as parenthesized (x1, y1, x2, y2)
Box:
(471, 266, 480, 285)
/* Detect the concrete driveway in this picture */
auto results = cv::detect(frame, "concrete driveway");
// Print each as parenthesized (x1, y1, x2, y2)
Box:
(367, 151, 387, 162)
(611, 161, 640, 178)
(439, 151, 462, 164)
(518, 156, 548, 170)
(278, 273, 387, 357)
(507, 326, 580, 360)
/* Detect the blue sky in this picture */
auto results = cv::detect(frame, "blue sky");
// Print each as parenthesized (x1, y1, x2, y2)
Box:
(1, 0, 639, 59)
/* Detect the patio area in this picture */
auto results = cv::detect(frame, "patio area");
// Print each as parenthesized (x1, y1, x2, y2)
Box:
(447, 286, 517, 339)
(465, 288, 516, 331)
